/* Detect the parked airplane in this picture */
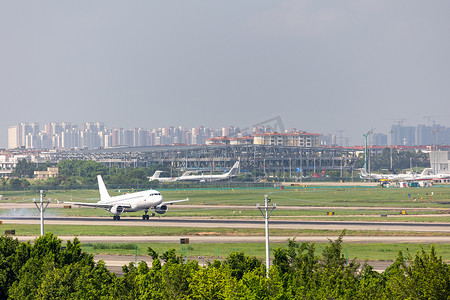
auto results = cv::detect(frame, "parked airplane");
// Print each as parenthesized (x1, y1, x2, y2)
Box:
(359, 169, 415, 181)
(176, 161, 240, 182)
(148, 171, 178, 183)
(64, 175, 188, 220)
(360, 168, 450, 182)
(413, 170, 450, 182)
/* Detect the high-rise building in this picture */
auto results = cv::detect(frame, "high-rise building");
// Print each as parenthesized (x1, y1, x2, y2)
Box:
(391, 125, 416, 146)
(7, 126, 18, 149)
(416, 125, 434, 146)
(369, 133, 387, 146)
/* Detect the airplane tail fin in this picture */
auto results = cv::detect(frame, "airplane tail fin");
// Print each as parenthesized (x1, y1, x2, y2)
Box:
(97, 175, 111, 202)
(180, 171, 191, 177)
(227, 161, 240, 176)
(359, 169, 368, 178)
(421, 168, 432, 176)
(150, 171, 162, 179)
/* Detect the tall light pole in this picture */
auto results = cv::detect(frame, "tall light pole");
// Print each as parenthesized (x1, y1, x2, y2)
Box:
(33, 190, 50, 236)
(432, 129, 439, 174)
(363, 130, 373, 177)
(389, 130, 394, 170)
(257, 195, 276, 278)
(289, 158, 292, 179)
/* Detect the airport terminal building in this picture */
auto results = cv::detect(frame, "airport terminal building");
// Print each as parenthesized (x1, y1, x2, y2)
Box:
(35, 143, 357, 178)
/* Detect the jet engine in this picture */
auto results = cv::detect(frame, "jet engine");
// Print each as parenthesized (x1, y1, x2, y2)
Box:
(155, 204, 168, 214)
(110, 205, 124, 215)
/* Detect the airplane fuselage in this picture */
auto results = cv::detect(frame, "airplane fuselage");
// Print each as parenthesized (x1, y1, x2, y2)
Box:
(414, 174, 450, 181)
(177, 173, 230, 182)
(150, 161, 240, 183)
(101, 190, 163, 212)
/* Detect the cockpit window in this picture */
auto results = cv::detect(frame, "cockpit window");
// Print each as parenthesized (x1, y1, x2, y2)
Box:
(149, 193, 161, 196)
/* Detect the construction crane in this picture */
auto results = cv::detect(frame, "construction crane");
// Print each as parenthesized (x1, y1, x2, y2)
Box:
(384, 118, 407, 127)
(423, 116, 449, 127)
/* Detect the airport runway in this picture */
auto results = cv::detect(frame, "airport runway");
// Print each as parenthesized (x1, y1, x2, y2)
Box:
(2, 215, 450, 233)
(2, 202, 450, 211)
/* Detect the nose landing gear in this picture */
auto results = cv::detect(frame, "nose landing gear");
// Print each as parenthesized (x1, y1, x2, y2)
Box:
(113, 215, 121, 221)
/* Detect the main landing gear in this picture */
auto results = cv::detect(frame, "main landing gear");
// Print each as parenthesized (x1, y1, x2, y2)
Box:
(142, 211, 156, 220)
(113, 215, 121, 221)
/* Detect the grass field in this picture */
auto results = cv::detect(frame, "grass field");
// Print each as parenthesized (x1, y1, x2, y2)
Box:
(2, 185, 450, 205)
(3, 223, 450, 237)
(2, 185, 450, 208)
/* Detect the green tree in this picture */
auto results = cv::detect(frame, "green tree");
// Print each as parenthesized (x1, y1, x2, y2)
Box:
(189, 265, 231, 300)
(58, 160, 108, 185)
(222, 251, 263, 280)
(11, 159, 36, 178)
(6, 233, 116, 299)
(0, 236, 21, 298)
(8, 178, 30, 188)
(384, 246, 450, 299)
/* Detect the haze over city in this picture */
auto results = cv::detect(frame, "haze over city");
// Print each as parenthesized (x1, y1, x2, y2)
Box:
(1, 1, 449, 148)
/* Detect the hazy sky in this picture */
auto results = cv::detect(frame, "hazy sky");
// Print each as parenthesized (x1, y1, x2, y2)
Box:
(1, 1, 449, 147)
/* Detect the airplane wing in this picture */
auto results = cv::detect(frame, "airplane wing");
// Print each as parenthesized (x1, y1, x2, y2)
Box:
(61, 201, 132, 209)
(160, 198, 189, 206)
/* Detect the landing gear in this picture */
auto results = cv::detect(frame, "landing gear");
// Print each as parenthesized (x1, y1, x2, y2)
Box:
(113, 215, 121, 221)
(142, 210, 150, 220)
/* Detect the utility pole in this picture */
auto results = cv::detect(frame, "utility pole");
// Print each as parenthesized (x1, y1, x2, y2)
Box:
(363, 133, 369, 172)
(33, 190, 50, 236)
(389, 130, 394, 170)
(432, 129, 439, 174)
(363, 130, 373, 175)
(257, 195, 276, 278)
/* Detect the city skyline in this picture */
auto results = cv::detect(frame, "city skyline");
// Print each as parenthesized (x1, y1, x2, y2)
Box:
(6, 120, 450, 150)
(3, 115, 450, 149)
(1, 2, 450, 147)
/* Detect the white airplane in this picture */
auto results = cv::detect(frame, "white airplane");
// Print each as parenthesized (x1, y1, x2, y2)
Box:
(411, 169, 450, 182)
(176, 161, 240, 182)
(148, 171, 178, 183)
(64, 175, 188, 220)
(360, 168, 450, 182)
(359, 169, 415, 181)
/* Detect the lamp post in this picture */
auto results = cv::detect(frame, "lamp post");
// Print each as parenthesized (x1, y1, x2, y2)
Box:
(257, 195, 276, 278)
(388, 130, 393, 170)
(432, 129, 439, 174)
(363, 130, 373, 179)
